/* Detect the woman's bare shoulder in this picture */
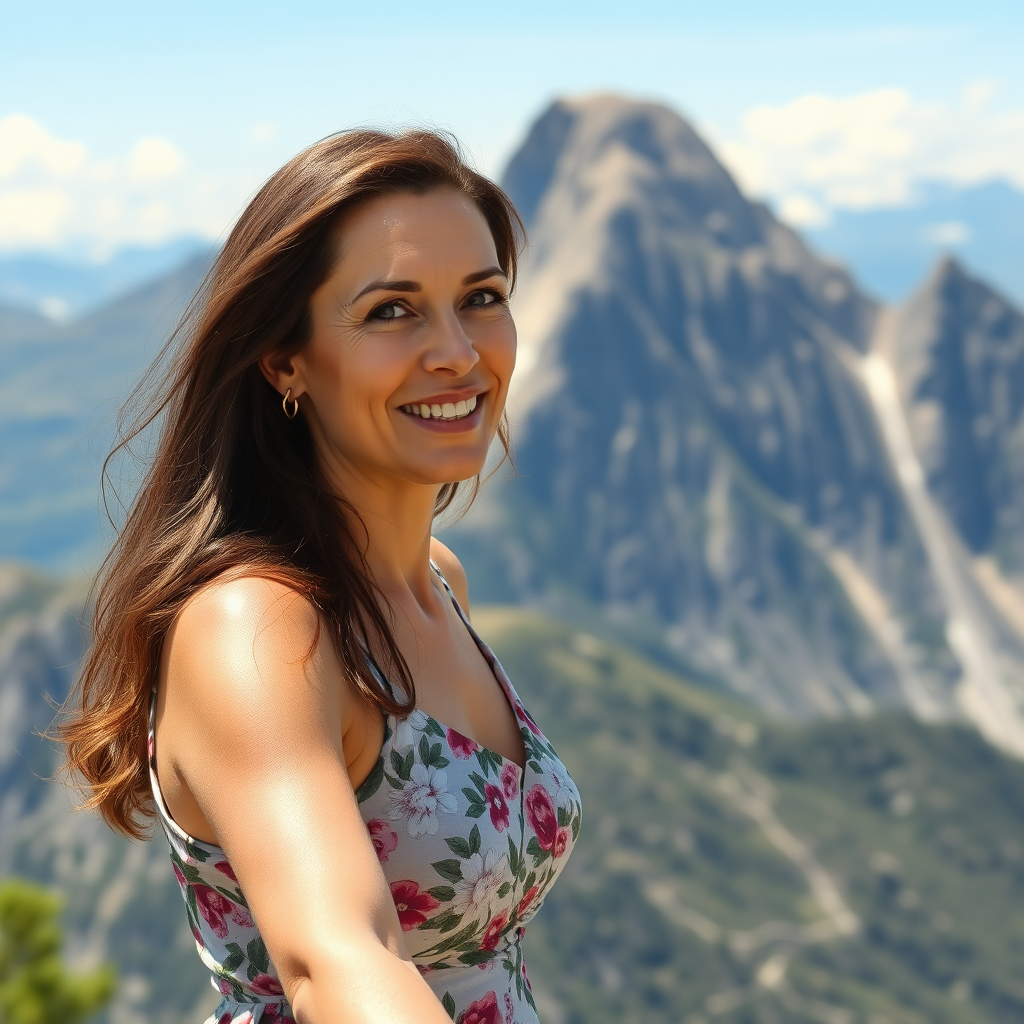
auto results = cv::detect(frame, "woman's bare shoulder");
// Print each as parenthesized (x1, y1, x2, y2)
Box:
(165, 574, 333, 722)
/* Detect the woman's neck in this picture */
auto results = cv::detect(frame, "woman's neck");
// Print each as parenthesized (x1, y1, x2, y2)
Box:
(325, 460, 446, 613)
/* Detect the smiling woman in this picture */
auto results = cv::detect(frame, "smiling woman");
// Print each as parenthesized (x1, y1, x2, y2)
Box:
(57, 131, 582, 1024)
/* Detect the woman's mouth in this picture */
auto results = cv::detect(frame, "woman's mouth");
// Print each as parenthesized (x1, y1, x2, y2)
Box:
(399, 394, 478, 422)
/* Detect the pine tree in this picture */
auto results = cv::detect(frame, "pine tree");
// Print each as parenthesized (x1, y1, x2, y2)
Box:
(0, 878, 115, 1024)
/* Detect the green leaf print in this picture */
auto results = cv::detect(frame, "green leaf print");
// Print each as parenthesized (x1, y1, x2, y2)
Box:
(431, 858, 464, 884)
(418, 908, 464, 934)
(356, 756, 384, 802)
(419, 736, 448, 769)
(468, 824, 481, 855)
(468, 771, 487, 795)
(441, 992, 457, 1020)
(247, 935, 270, 973)
(222, 947, 245, 974)
(171, 850, 204, 885)
(457, 949, 497, 966)
(461, 786, 485, 810)
(185, 884, 199, 924)
(497, 881, 511, 898)
(384, 772, 404, 790)
(427, 885, 455, 902)
(391, 748, 414, 781)
(445, 835, 472, 859)
(425, 718, 446, 739)
(557, 805, 571, 827)
(507, 836, 521, 877)
(465, 803, 486, 819)
(185, 840, 211, 862)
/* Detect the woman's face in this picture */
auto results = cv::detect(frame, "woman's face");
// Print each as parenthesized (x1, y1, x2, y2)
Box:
(276, 188, 516, 494)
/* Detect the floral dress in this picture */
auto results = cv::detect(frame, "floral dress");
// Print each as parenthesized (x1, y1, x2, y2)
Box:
(148, 565, 582, 1024)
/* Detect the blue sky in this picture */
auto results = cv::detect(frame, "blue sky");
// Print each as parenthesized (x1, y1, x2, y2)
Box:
(1, 0, 1021, 255)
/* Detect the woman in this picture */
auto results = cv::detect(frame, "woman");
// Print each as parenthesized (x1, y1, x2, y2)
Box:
(61, 130, 581, 1024)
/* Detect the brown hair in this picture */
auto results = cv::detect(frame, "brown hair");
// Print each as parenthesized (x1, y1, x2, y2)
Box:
(59, 129, 524, 839)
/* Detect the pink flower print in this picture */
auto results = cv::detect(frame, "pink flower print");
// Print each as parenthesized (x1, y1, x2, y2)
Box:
(522, 958, 532, 991)
(390, 879, 440, 931)
(230, 904, 254, 928)
(500, 762, 519, 801)
(504, 993, 515, 1020)
(480, 910, 509, 950)
(367, 818, 399, 863)
(218, 978, 234, 996)
(172, 862, 187, 889)
(217, 1013, 232, 1024)
(194, 884, 234, 938)
(191, 923, 204, 947)
(251, 973, 284, 996)
(457, 990, 503, 1024)
(484, 783, 510, 832)
(214, 860, 237, 881)
(514, 703, 542, 736)
(516, 884, 539, 919)
(447, 727, 479, 758)
(524, 784, 557, 850)
(553, 825, 570, 859)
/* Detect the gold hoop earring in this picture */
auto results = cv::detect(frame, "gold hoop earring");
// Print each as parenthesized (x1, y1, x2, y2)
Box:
(282, 388, 299, 420)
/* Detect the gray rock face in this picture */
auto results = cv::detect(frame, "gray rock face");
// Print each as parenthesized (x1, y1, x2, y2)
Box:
(888, 258, 1024, 571)
(454, 96, 956, 717)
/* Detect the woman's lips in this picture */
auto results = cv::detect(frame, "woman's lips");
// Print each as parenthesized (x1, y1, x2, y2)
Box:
(398, 393, 485, 432)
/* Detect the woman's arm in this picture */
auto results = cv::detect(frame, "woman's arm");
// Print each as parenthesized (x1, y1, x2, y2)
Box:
(159, 577, 452, 1024)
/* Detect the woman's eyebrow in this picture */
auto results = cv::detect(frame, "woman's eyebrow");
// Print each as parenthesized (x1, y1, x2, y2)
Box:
(352, 267, 507, 302)
(353, 279, 419, 301)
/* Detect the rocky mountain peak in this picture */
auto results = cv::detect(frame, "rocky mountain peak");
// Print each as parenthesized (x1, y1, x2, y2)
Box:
(887, 257, 1024, 562)
(503, 95, 761, 251)
(454, 96, 955, 719)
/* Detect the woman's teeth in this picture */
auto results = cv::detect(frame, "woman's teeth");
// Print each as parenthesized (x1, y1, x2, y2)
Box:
(400, 395, 479, 421)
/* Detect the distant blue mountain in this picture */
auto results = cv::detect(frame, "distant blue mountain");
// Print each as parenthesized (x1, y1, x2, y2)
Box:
(803, 179, 1024, 308)
(0, 238, 213, 320)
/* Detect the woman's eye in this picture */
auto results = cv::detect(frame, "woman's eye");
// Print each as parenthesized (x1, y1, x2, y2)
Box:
(465, 289, 504, 308)
(370, 301, 412, 321)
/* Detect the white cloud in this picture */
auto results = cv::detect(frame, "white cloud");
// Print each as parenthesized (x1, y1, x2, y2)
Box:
(0, 114, 243, 252)
(718, 86, 1024, 226)
(0, 114, 85, 179)
(129, 137, 184, 181)
(925, 221, 971, 246)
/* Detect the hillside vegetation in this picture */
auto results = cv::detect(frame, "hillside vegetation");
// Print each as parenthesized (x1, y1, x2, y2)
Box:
(475, 607, 1024, 1024)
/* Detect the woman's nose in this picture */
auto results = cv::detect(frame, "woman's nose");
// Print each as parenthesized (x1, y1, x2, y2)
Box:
(422, 313, 480, 375)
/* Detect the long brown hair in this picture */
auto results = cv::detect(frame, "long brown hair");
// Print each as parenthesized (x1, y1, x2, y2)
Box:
(60, 129, 524, 840)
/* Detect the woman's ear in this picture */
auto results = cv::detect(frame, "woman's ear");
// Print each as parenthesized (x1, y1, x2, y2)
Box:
(258, 349, 306, 399)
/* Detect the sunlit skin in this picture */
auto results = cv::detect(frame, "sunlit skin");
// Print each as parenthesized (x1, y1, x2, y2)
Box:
(154, 189, 520, 1024)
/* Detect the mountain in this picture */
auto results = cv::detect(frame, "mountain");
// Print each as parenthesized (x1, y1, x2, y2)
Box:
(885, 258, 1024, 574)
(804, 179, 1024, 310)
(2, 94, 1024, 749)
(0, 253, 210, 568)
(5, 577, 1024, 1024)
(450, 96, 967, 726)
(0, 239, 212, 321)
